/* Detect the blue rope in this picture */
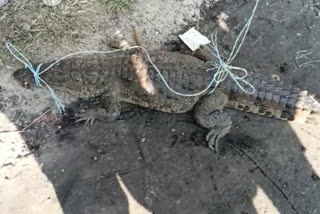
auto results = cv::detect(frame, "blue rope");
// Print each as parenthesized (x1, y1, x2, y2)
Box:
(5, 43, 43, 86)
(207, 0, 259, 95)
(5, 42, 65, 113)
(5, 43, 136, 112)
(5, 0, 259, 111)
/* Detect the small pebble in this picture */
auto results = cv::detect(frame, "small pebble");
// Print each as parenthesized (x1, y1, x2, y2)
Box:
(141, 138, 146, 143)
(171, 128, 176, 132)
(60, 168, 64, 173)
(93, 156, 98, 161)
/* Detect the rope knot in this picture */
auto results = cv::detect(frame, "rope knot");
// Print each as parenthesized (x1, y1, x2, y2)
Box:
(33, 63, 43, 87)
(206, 0, 259, 95)
(6, 42, 64, 113)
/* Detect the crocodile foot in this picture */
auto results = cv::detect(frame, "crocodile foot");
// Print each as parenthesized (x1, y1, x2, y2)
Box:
(205, 115, 232, 153)
(74, 107, 112, 125)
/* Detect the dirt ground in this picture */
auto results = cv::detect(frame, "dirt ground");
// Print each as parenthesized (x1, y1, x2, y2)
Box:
(1, 0, 320, 213)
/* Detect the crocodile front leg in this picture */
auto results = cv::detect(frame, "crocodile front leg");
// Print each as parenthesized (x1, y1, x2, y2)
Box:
(74, 92, 121, 125)
(194, 91, 232, 152)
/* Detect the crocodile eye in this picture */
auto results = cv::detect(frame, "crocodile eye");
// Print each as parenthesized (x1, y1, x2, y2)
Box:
(24, 81, 30, 88)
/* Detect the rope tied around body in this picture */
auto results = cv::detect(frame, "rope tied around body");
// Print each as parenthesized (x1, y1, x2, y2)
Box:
(5, 42, 65, 113)
(5, 0, 259, 112)
(207, 0, 259, 95)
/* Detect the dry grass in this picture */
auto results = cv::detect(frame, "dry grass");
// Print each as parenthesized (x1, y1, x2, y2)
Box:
(98, 0, 135, 15)
(0, 0, 103, 62)
(0, 0, 137, 65)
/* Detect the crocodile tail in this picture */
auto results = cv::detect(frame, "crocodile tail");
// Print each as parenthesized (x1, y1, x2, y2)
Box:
(224, 74, 320, 126)
(294, 91, 320, 126)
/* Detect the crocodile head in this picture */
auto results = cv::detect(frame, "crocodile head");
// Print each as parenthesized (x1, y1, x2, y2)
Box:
(13, 68, 35, 89)
(13, 64, 85, 97)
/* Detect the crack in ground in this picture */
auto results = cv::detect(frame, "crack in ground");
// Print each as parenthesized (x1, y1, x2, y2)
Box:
(301, 128, 320, 141)
(230, 143, 300, 214)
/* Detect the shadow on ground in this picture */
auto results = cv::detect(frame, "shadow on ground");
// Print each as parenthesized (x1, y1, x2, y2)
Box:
(18, 101, 320, 214)
(2, 0, 320, 213)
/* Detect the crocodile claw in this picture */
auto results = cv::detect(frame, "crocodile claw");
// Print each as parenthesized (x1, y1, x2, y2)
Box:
(73, 108, 108, 126)
(206, 129, 221, 152)
(205, 119, 232, 153)
(74, 114, 96, 126)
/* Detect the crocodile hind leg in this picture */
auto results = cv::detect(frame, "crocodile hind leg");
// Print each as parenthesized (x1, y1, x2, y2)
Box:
(74, 93, 121, 125)
(194, 91, 232, 152)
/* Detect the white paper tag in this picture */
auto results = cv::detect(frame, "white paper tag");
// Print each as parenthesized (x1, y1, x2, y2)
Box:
(179, 27, 211, 51)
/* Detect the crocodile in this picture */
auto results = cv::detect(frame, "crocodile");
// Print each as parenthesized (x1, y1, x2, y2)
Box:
(13, 49, 320, 151)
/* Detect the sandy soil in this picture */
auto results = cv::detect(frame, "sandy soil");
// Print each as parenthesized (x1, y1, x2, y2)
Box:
(1, 0, 320, 213)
